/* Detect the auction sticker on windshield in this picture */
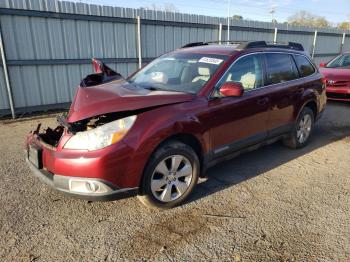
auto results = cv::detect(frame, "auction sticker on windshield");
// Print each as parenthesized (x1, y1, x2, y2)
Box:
(198, 57, 223, 65)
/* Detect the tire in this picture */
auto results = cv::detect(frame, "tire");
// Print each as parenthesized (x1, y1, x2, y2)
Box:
(138, 140, 200, 210)
(283, 107, 314, 149)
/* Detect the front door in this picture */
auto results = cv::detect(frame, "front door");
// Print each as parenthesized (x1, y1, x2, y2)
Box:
(207, 53, 270, 159)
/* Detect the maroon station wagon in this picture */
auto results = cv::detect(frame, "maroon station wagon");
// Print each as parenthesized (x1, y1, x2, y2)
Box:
(26, 41, 327, 209)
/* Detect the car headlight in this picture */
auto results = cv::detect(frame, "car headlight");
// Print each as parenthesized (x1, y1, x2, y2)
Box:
(64, 115, 137, 151)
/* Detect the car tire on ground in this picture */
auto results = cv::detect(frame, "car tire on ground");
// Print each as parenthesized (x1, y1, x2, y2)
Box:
(283, 107, 314, 149)
(138, 140, 200, 210)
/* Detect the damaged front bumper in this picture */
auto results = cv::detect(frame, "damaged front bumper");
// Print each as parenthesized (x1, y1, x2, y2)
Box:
(25, 123, 139, 201)
(25, 156, 137, 201)
(26, 156, 138, 201)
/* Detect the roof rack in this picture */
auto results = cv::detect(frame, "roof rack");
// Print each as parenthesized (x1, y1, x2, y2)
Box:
(181, 42, 207, 48)
(181, 41, 304, 51)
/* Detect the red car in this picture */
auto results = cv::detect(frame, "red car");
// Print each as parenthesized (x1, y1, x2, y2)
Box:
(26, 41, 327, 209)
(319, 52, 350, 101)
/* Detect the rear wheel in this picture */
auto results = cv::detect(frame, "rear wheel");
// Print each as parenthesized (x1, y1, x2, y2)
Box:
(283, 107, 314, 149)
(138, 141, 200, 209)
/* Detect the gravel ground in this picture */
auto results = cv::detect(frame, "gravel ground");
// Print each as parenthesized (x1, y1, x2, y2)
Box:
(0, 101, 349, 261)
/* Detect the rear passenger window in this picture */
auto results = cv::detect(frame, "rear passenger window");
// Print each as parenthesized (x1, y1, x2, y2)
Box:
(265, 53, 298, 85)
(294, 55, 315, 77)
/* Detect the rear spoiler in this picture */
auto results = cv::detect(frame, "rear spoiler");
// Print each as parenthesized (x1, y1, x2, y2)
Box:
(80, 59, 124, 87)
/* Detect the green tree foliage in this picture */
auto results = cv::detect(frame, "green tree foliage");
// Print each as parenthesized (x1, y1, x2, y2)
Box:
(337, 22, 350, 30)
(232, 15, 243, 20)
(287, 10, 330, 28)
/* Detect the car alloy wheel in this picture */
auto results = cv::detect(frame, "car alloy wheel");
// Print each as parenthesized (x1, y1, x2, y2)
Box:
(150, 155, 193, 202)
(297, 113, 312, 144)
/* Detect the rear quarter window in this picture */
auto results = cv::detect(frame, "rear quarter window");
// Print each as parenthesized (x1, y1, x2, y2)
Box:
(265, 53, 298, 85)
(294, 55, 315, 77)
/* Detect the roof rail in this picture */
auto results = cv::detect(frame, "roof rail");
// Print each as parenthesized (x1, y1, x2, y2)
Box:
(254, 41, 304, 51)
(181, 42, 207, 48)
(181, 41, 304, 51)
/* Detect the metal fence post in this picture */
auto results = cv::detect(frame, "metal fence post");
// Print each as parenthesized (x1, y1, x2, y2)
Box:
(311, 30, 318, 59)
(136, 16, 142, 69)
(218, 23, 222, 44)
(0, 22, 15, 119)
(341, 32, 346, 53)
(273, 28, 278, 43)
(227, 0, 230, 42)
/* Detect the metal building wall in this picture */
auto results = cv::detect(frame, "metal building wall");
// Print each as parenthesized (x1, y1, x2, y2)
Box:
(0, 69, 8, 110)
(0, 0, 349, 116)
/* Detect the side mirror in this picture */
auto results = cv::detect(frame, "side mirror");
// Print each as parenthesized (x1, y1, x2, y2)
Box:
(219, 82, 244, 97)
(319, 62, 326, 68)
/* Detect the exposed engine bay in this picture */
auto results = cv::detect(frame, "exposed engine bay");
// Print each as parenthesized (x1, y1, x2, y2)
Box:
(36, 109, 148, 148)
(37, 125, 65, 148)
(68, 111, 137, 132)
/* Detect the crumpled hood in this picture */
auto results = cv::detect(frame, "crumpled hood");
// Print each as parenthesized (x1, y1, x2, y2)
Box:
(319, 67, 350, 80)
(66, 79, 194, 123)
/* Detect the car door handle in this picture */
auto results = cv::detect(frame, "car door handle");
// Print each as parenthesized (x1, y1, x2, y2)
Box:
(257, 97, 269, 106)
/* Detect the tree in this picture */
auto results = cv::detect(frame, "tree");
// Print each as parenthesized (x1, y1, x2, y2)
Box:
(142, 3, 179, 12)
(338, 22, 350, 30)
(232, 15, 243, 20)
(287, 10, 330, 28)
(163, 3, 178, 12)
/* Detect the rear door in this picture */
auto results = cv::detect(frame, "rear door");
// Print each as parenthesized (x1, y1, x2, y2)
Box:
(263, 52, 301, 137)
(208, 53, 270, 159)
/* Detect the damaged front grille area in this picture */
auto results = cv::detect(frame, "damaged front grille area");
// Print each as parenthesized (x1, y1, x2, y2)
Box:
(37, 125, 64, 148)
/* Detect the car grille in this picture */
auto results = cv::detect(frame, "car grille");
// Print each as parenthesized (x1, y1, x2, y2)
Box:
(332, 81, 350, 87)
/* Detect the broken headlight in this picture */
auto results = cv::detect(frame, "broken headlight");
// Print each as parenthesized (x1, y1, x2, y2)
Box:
(64, 116, 137, 151)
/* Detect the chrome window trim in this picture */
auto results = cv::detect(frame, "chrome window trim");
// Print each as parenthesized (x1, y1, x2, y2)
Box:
(210, 51, 318, 98)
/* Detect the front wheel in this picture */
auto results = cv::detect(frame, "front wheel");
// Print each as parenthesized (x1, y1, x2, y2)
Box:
(138, 141, 200, 209)
(283, 107, 314, 149)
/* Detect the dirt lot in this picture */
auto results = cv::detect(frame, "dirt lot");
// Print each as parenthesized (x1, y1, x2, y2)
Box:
(0, 101, 349, 261)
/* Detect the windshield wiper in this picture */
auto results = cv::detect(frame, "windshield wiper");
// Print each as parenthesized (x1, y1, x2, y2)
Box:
(135, 84, 187, 93)
(143, 86, 166, 91)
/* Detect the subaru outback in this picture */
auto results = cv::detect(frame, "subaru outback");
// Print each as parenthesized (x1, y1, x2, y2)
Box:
(25, 41, 327, 209)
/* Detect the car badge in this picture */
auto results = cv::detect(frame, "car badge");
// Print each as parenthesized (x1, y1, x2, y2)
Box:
(327, 80, 335, 85)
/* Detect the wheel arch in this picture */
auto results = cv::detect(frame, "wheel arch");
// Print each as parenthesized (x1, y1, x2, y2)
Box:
(306, 99, 317, 116)
(138, 132, 206, 193)
(300, 99, 318, 120)
(160, 133, 204, 166)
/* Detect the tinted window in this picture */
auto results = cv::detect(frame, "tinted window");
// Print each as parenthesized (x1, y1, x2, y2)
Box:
(326, 54, 350, 68)
(218, 54, 264, 91)
(294, 55, 315, 77)
(265, 53, 298, 85)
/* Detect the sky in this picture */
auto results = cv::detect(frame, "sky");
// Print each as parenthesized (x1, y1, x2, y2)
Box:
(75, 0, 350, 24)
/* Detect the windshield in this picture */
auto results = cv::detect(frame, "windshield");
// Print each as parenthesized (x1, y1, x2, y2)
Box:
(326, 54, 350, 68)
(127, 52, 228, 94)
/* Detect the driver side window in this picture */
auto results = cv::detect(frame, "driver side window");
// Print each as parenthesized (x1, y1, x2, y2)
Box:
(218, 54, 264, 91)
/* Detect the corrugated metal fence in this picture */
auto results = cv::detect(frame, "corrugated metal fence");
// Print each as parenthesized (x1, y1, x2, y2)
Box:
(0, 0, 349, 117)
